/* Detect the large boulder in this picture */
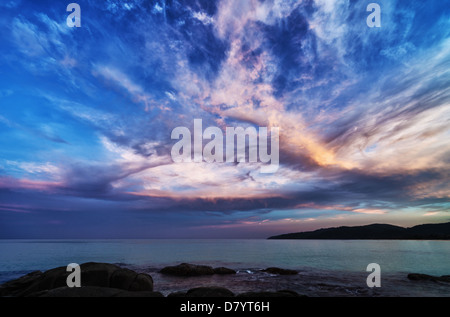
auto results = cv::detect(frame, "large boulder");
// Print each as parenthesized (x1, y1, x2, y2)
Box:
(110, 268, 138, 290)
(129, 273, 155, 291)
(160, 263, 215, 276)
(0, 262, 153, 297)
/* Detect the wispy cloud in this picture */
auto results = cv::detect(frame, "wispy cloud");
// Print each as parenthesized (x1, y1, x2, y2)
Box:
(1, 0, 449, 238)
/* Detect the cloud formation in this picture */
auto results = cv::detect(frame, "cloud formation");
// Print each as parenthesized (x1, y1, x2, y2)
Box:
(0, 0, 449, 238)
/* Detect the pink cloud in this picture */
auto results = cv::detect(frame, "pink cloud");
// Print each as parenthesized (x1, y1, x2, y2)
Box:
(0, 177, 62, 191)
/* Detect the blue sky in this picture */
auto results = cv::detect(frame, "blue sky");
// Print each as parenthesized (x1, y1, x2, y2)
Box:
(0, 0, 449, 238)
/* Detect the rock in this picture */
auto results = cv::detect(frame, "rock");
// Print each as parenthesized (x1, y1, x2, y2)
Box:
(0, 271, 43, 297)
(160, 263, 236, 276)
(114, 290, 164, 297)
(213, 267, 236, 275)
(167, 291, 188, 297)
(10, 266, 68, 296)
(110, 269, 154, 292)
(39, 286, 124, 297)
(185, 286, 235, 297)
(277, 289, 306, 297)
(160, 263, 215, 276)
(262, 267, 298, 275)
(78, 262, 119, 287)
(407, 273, 450, 283)
(37, 286, 164, 297)
(237, 290, 305, 297)
(129, 273, 154, 291)
(110, 268, 138, 290)
(0, 262, 153, 297)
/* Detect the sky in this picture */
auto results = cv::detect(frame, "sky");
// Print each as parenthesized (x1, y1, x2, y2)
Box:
(0, 0, 449, 238)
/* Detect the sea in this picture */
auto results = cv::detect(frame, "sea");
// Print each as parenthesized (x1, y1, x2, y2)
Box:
(1, 239, 449, 297)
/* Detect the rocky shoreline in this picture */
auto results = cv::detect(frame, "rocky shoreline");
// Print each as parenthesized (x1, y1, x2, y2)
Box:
(1, 262, 449, 297)
(0, 262, 305, 297)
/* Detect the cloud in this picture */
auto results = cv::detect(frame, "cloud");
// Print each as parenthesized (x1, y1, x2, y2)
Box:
(4, 161, 61, 178)
(0, 0, 21, 8)
(192, 10, 214, 25)
(1, 0, 449, 237)
(93, 65, 158, 112)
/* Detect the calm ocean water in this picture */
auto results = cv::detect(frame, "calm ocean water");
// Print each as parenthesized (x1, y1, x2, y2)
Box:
(1, 239, 449, 296)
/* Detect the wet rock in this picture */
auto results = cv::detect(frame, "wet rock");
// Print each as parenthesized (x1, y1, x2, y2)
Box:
(213, 267, 236, 275)
(160, 263, 215, 276)
(262, 267, 298, 275)
(407, 273, 450, 283)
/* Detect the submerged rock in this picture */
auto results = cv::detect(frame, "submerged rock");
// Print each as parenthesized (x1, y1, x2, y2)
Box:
(262, 267, 298, 275)
(160, 263, 237, 276)
(407, 273, 450, 283)
(160, 263, 215, 276)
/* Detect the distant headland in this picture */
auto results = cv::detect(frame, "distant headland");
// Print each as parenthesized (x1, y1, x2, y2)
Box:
(268, 222, 450, 240)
